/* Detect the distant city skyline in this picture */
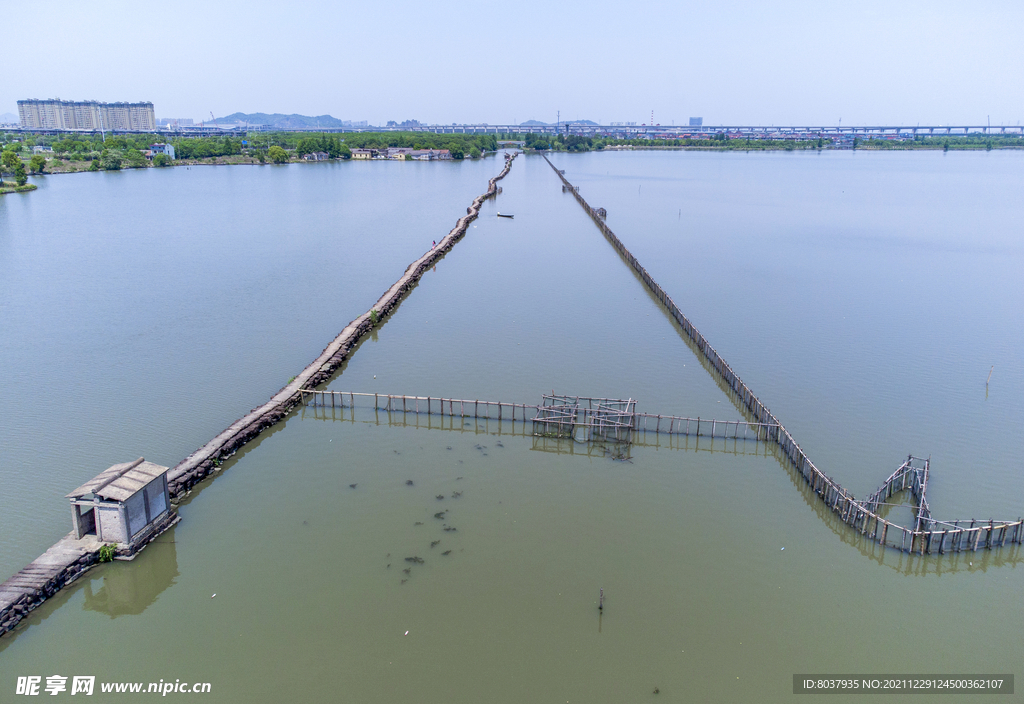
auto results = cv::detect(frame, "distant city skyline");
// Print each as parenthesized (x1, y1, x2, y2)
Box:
(7, 107, 1023, 131)
(3, 0, 1021, 129)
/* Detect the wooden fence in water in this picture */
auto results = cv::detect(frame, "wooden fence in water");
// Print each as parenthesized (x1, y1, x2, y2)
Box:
(541, 154, 1023, 555)
(299, 389, 779, 441)
(299, 394, 779, 459)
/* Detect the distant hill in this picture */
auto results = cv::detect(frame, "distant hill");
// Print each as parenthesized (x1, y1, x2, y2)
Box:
(220, 112, 349, 129)
(519, 118, 598, 126)
(0, 112, 18, 124)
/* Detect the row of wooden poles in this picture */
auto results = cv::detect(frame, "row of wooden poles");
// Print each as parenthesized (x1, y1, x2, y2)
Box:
(298, 389, 780, 441)
(541, 155, 1024, 555)
(300, 401, 778, 457)
(862, 457, 931, 530)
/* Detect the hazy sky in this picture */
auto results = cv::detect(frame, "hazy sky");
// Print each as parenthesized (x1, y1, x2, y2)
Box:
(5, 0, 1022, 126)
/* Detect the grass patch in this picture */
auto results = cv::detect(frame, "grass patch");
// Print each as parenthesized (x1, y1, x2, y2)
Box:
(0, 183, 37, 194)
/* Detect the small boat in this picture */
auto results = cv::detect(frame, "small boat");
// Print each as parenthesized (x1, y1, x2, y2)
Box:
(497, 212, 514, 219)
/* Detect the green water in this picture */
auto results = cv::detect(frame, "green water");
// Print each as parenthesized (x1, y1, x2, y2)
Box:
(0, 158, 499, 575)
(1, 152, 1022, 702)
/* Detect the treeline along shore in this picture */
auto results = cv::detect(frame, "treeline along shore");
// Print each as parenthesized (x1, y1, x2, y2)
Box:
(0, 131, 502, 175)
(5, 128, 1020, 182)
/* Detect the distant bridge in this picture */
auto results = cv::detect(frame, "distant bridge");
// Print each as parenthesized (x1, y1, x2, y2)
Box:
(401, 123, 1024, 138)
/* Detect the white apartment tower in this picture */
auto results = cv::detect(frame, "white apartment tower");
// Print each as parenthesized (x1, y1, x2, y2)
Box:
(17, 99, 156, 131)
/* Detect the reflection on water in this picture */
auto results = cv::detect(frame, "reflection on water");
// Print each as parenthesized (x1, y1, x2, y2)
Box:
(1, 152, 1022, 703)
(82, 534, 178, 618)
(298, 403, 778, 457)
(0, 159, 500, 580)
(530, 434, 632, 460)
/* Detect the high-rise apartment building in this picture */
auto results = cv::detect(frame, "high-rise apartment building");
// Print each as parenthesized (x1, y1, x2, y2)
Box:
(17, 99, 156, 131)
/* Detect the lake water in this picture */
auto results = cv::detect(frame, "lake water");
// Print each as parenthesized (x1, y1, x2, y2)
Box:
(1, 150, 1021, 702)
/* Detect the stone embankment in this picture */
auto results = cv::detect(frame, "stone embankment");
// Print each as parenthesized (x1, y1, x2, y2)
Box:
(0, 155, 516, 639)
(0, 539, 99, 636)
(166, 153, 515, 497)
(0, 511, 179, 637)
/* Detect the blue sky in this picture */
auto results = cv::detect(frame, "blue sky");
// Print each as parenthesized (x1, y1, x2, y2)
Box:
(5, 0, 1022, 126)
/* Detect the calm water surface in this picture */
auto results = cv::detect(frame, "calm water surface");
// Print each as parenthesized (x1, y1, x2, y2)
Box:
(1, 151, 1022, 703)
(0, 158, 497, 575)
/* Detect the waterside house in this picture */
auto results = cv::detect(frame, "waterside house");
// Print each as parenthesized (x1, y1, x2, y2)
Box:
(149, 143, 175, 159)
(302, 151, 330, 161)
(386, 148, 451, 161)
(351, 148, 377, 159)
(66, 457, 178, 557)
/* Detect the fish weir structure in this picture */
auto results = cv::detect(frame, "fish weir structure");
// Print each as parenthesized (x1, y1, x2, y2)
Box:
(541, 154, 1022, 555)
(299, 389, 781, 462)
(302, 403, 778, 461)
(299, 389, 780, 443)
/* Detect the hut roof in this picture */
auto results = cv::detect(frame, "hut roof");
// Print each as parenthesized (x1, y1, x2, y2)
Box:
(66, 458, 169, 502)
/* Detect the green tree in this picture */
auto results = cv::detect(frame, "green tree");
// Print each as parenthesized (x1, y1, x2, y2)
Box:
(14, 161, 27, 186)
(268, 145, 289, 163)
(100, 150, 122, 170)
(29, 154, 47, 173)
(153, 153, 170, 167)
(124, 148, 147, 168)
(296, 136, 319, 156)
(339, 144, 352, 159)
(1, 149, 19, 173)
(469, 146, 481, 158)
(448, 143, 465, 159)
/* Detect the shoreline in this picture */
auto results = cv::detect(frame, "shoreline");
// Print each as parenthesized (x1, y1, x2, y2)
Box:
(13, 142, 1018, 194)
(36, 143, 1022, 176)
(0, 183, 37, 194)
(36, 151, 501, 175)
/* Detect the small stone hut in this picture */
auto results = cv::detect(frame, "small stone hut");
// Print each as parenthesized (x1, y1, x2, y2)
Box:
(66, 458, 172, 549)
